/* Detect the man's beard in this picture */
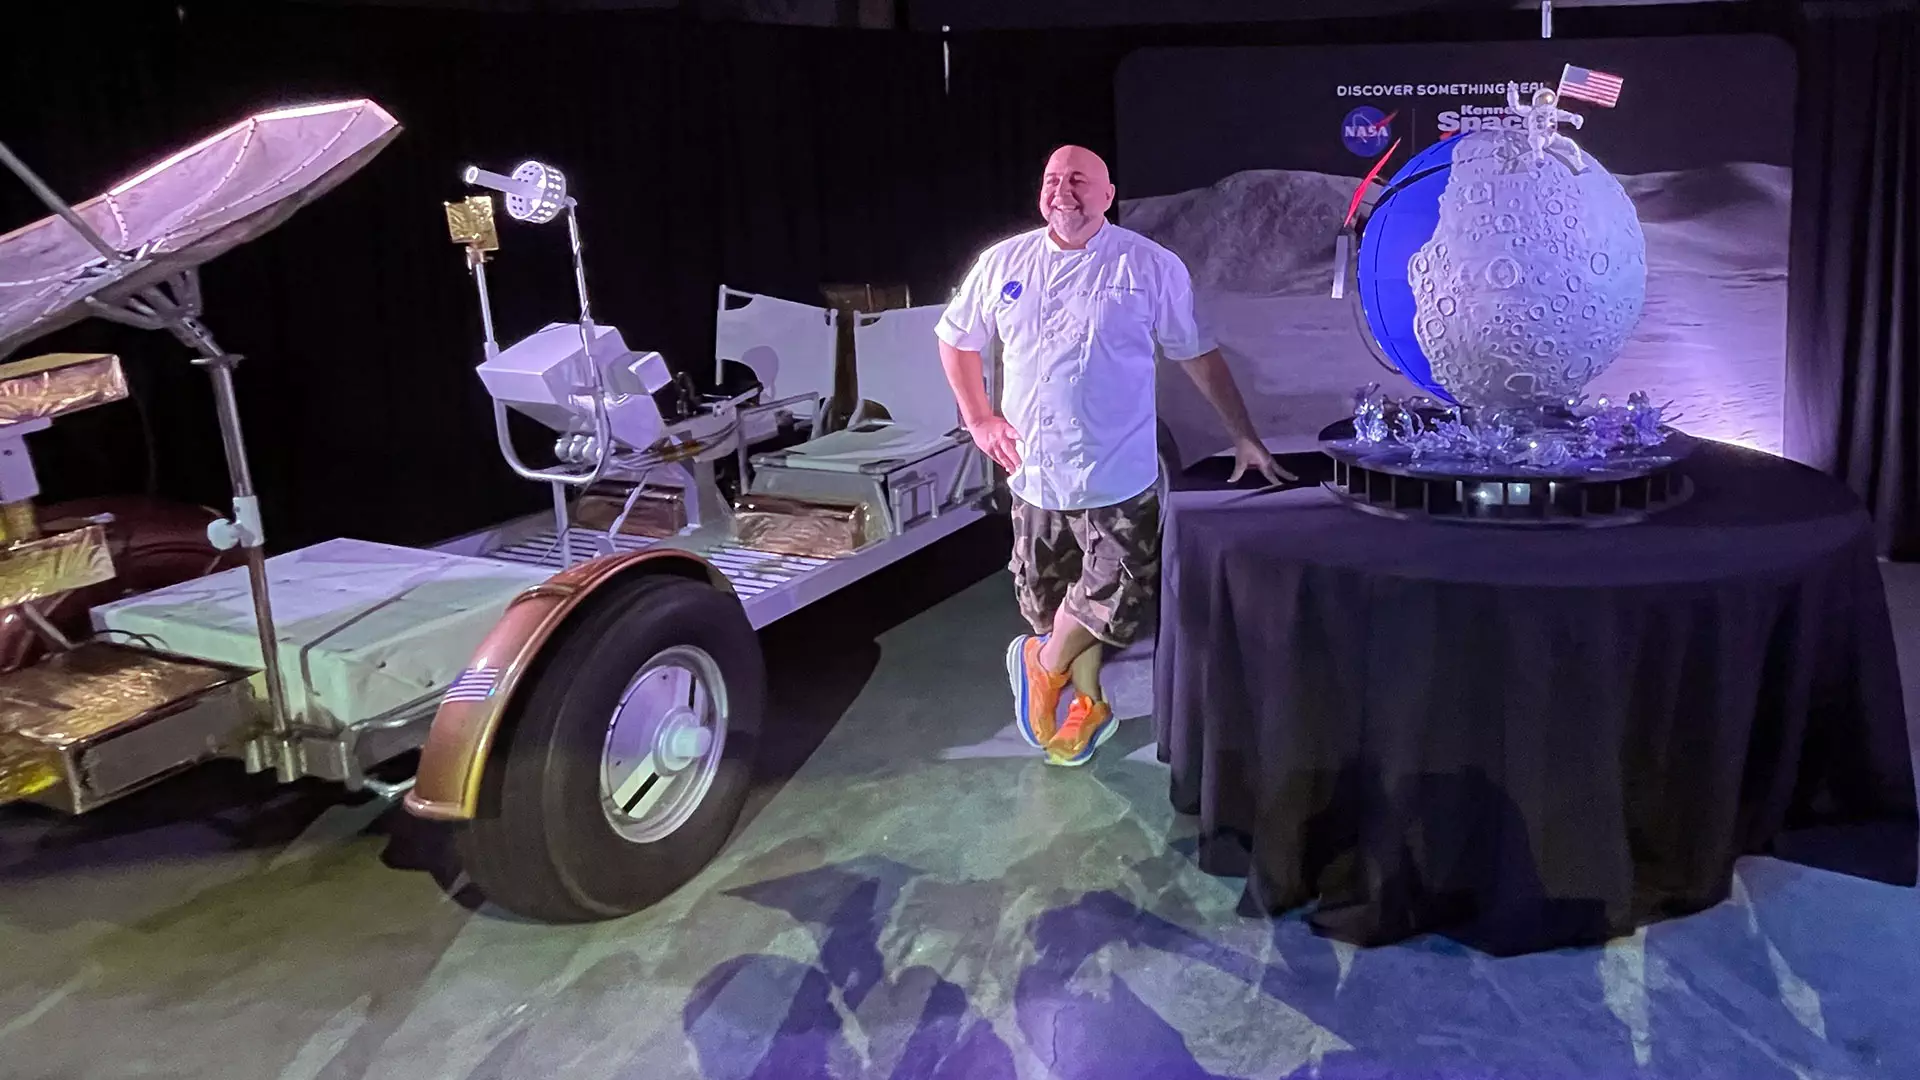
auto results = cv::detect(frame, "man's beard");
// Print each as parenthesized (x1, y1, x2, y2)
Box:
(1047, 204, 1097, 237)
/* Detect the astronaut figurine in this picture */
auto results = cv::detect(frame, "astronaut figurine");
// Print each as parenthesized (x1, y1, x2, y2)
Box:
(1506, 82, 1586, 169)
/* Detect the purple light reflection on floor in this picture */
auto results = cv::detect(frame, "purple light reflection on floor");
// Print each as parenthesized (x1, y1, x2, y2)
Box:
(681, 859, 1017, 1080)
(1016, 891, 1257, 1080)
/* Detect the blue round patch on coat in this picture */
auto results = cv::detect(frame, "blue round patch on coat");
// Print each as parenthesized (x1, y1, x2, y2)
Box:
(999, 281, 1023, 304)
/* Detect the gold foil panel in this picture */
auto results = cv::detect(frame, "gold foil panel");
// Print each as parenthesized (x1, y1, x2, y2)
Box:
(0, 644, 239, 748)
(444, 195, 500, 251)
(0, 353, 128, 425)
(0, 644, 246, 805)
(733, 493, 873, 558)
(574, 488, 688, 539)
(0, 742, 60, 802)
(0, 525, 114, 607)
(0, 501, 37, 544)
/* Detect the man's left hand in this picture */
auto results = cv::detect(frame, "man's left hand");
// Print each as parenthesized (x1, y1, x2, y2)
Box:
(1228, 438, 1296, 486)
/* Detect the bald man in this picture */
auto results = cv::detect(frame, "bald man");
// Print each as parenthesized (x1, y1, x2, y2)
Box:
(936, 145, 1292, 767)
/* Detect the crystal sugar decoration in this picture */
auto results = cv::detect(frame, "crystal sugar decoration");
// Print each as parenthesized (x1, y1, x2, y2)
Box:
(1349, 383, 1678, 476)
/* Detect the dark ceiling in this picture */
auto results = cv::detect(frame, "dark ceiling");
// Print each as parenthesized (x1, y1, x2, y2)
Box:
(273, 0, 1758, 31)
(908, 0, 1746, 32)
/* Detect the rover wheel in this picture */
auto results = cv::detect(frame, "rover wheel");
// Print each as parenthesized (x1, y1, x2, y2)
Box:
(458, 574, 765, 922)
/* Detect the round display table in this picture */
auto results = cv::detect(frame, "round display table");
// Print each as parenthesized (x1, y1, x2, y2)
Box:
(1152, 439, 1918, 955)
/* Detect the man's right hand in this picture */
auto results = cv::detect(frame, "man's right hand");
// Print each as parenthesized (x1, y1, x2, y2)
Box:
(967, 415, 1023, 474)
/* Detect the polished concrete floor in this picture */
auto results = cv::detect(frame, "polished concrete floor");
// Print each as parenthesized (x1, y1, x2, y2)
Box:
(2, 520, 1917, 1080)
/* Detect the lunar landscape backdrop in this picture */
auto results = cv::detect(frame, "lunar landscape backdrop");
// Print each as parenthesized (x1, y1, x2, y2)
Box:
(1123, 161, 1792, 467)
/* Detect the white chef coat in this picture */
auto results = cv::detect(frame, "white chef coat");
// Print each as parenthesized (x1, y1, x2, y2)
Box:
(935, 221, 1211, 511)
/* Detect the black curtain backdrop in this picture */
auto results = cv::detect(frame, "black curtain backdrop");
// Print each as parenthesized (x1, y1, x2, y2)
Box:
(6, 1, 950, 551)
(1786, 1, 1919, 560)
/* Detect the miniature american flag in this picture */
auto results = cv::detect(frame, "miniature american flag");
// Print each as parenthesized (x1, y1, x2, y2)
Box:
(1558, 64, 1624, 108)
(443, 666, 501, 704)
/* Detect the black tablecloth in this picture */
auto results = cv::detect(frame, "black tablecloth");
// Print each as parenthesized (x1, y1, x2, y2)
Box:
(1154, 439, 1919, 955)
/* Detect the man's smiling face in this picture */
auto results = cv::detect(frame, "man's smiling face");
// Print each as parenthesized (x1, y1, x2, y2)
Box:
(1039, 145, 1115, 247)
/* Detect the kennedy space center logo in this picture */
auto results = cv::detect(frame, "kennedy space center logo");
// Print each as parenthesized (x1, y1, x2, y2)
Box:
(1436, 104, 1526, 137)
(1341, 106, 1395, 156)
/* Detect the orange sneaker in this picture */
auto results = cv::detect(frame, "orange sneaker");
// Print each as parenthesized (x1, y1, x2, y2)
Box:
(1007, 634, 1070, 748)
(1046, 694, 1116, 767)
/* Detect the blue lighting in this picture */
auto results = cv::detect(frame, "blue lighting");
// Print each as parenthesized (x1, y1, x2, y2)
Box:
(1356, 137, 1460, 405)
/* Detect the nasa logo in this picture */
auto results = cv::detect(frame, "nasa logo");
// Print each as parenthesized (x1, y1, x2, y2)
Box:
(1341, 106, 1394, 157)
(1000, 281, 1023, 304)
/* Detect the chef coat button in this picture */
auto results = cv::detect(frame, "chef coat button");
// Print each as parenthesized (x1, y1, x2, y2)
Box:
(1042, 375, 1051, 382)
(1071, 419, 1080, 428)
(1070, 376, 1080, 384)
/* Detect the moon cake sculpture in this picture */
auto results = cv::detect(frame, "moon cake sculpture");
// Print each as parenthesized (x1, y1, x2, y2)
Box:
(1409, 128, 1647, 410)
(1329, 78, 1692, 526)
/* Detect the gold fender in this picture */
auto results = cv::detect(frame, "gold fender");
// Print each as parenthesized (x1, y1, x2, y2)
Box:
(403, 549, 734, 822)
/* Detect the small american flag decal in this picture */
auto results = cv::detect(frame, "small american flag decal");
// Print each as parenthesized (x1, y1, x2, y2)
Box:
(443, 666, 501, 704)
(1557, 65, 1624, 108)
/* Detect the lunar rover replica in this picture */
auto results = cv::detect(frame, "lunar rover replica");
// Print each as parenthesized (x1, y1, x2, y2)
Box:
(0, 100, 995, 921)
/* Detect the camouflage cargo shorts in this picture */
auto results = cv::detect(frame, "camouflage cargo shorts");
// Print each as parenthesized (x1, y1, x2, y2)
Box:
(1009, 484, 1162, 647)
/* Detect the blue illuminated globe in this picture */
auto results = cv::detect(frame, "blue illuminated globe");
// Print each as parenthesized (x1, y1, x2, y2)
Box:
(1358, 138, 1462, 404)
(1357, 130, 1647, 410)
